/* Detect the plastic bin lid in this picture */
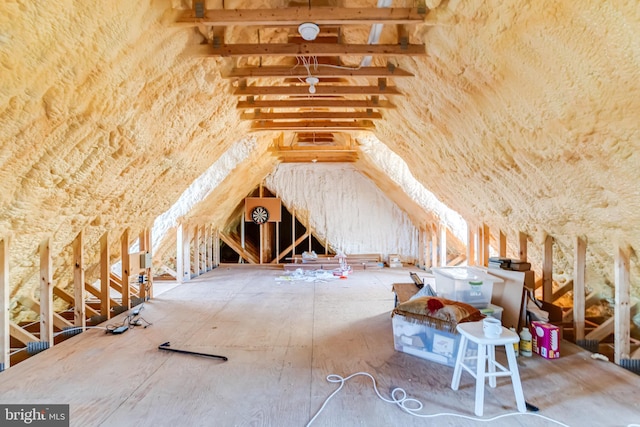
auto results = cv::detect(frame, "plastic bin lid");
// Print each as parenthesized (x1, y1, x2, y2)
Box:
(432, 266, 504, 283)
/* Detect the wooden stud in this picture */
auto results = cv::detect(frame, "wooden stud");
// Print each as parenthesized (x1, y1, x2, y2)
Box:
(614, 246, 631, 364)
(1, 237, 9, 370)
(467, 226, 476, 267)
(292, 209, 296, 258)
(276, 221, 280, 264)
(39, 237, 54, 346)
(138, 229, 146, 301)
(439, 223, 447, 266)
(518, 232, 528, 261)
(499, 230, 507, 258)
(424, 227, 430, 268)
(259, 222, 264, 265)
(205, 225, 212, 272)
(100, 232, 111, 319)
(417, 228, 423, 268)
(430, 224, 438, 268)
(482, 224, 490, 267)
(73, 231, 86, 330)
(146, 227, 154, 299)
(201, 225, 207, 273)
(121, 229, 130, 309)
(193, 225, 200, 276)
(241, 212, 246, 253)
(543, 235, 554, 301)
(214, 229, 220, 268)
(182, 225, 191, 280)
(573, 237, 587, 340)
(176, 224, 184, 284)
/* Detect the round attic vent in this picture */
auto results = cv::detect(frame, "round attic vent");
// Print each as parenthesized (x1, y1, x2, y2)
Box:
(298, 22, 320, 41)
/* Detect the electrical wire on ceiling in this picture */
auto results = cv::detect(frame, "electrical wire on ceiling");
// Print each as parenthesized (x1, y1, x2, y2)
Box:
(291, 0, 395, 92)
(296, 55, 320, 94)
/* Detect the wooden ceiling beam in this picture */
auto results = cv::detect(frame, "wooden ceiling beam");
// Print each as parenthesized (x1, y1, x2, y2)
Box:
(191, 43, 426, 57)
(234, 85, 401, 96)
(237, 99, 395, 109)
(251, 120, 375, 131)
(224, 66, 414, 79)
(296, 138, 335, 144)
(177, 7, 427, 26)
(277, 151, 359, 163)
(242, 111, 382, 120)
(296, 132, 334, 138)
(279, 145, 352, 151)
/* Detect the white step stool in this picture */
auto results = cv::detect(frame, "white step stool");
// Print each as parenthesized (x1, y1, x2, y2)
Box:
(450, 321, 526, 416)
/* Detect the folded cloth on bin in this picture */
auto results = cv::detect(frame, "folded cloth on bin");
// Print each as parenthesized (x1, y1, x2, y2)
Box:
(392, 296, 484, 333)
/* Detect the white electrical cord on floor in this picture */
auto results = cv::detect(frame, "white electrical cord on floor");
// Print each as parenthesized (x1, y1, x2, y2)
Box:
(306, 372, 571, 427)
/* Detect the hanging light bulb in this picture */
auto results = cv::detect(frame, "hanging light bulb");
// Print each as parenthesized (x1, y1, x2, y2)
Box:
(308, 84, 316, 94)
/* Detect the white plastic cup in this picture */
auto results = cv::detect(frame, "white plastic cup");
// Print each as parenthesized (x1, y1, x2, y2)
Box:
(483, 317, 502, 338)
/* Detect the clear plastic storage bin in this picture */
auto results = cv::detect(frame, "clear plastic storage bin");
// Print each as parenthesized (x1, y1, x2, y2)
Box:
(392, 314, 477, 367)
(432, 266, 503, 308)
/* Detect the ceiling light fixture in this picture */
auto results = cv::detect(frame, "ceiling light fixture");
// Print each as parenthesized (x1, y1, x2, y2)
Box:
(305, 76, 319, 94)
(298, 22, 320, 41)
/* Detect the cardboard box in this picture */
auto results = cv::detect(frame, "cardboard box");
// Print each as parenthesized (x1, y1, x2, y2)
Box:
(530, 321, 560, 359)
(392, 314, 476, 367)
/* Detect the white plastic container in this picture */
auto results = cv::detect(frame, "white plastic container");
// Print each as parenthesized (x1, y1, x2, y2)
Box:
(480, 303, 504, 321)
(432, 266, 503, 308)
(392, 314, 477, 367)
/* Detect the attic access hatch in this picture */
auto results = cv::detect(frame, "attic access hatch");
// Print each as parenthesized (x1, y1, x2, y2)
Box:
(177, 2, 429, 160)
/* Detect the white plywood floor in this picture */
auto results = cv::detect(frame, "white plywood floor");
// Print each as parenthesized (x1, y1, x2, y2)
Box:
(1, 266, 639, 427)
